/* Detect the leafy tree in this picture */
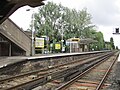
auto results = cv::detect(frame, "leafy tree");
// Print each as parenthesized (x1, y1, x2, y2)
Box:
(63, 8, 92, 39)
(89, 31, 105, 51)
(31, 2, 94, 40)
(96, 32, 105, 50)
(110, 37, 115, 50)
(116, 46, 119, 50)
(34, 2, 64, 42)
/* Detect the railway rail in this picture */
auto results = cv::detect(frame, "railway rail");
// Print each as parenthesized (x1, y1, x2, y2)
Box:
(0, 51, 114, 90)
(55, 52, 119, 90)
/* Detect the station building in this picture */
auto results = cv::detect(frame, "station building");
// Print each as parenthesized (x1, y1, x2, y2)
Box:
(66, 38, 97, 52)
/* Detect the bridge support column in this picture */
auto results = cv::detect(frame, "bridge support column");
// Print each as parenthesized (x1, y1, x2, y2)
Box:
(9, 42, 11, 56)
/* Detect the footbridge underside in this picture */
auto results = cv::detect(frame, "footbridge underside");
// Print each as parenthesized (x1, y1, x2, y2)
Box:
(0, 0, 44, 24)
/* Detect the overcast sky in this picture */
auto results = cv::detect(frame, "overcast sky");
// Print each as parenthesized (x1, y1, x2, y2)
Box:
(10, 0, 120, 48)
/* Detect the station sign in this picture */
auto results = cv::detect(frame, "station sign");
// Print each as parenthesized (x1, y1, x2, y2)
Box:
(35, 38, 44, 48)
(55, 44, 61, 49)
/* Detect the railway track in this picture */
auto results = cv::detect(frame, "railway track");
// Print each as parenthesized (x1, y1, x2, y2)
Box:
(31, 51, 116, 90)
(54, 52, 119, 90)
(0, 51, 115, 90)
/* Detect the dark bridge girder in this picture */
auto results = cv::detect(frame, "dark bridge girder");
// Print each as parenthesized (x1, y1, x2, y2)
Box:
(0, 0, 44, 24)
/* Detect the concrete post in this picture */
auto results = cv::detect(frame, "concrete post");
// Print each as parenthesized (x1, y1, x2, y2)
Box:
(9, 42, 11, 56)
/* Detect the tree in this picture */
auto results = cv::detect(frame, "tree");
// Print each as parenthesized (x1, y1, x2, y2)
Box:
(33, 2, 64, 42)
(110, 37, 115, 50)
(30, 2, 94, 40)
(89, 31, 105, 50)
(116, 46, 119, 50)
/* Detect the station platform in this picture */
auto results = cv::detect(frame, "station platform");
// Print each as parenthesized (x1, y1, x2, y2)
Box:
(0, 53, 60, 68)
(0, 56, 28, 68)
(0, 53, 69, 68)
(115, 54, 120, 81)
(0, 51, 113, 69)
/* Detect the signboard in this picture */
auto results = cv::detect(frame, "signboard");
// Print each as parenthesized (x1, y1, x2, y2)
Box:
(55, 44, 61, 49)
(35, 38, 44, 48)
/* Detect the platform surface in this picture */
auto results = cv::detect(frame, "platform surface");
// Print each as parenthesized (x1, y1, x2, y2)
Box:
(0, 51, 110, 69)
(0, 56, 28, 68)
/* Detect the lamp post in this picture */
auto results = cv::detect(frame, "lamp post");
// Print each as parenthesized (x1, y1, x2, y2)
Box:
(61, 25, 64, 53)
(61, 11, 67, 53)
(26, 9, 35, 56)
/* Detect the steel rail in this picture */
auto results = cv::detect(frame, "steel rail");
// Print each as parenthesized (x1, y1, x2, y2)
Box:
(96, 54, 119, 90)
(55, 52, 116, 90)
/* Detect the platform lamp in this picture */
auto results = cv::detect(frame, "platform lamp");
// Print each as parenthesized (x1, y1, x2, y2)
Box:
(26, 8, 35, 56)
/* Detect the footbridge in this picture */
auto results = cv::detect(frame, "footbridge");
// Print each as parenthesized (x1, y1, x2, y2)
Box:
(0, 19, 31, 56)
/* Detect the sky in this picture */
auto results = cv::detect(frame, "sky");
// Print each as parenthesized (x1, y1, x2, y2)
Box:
(10, 0, 120, 48)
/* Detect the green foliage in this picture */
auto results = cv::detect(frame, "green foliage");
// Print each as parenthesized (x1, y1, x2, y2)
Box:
(110, 37, 115, 50)
(89, 31, 105, 51)
(104, 38, 115, 50)
(30, 2, 94, 40)
(95, 32, 105, 50)
(116, 46, 119, 50)
(34, 2, 64, 42)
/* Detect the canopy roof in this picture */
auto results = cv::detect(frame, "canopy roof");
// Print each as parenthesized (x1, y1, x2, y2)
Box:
(67, 38, 97, 44)
(79, 38, 98, 44)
